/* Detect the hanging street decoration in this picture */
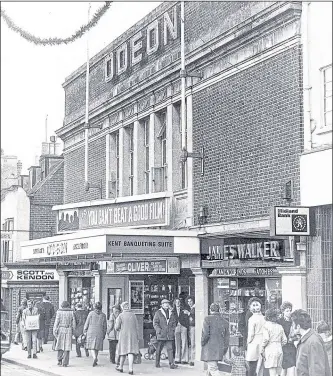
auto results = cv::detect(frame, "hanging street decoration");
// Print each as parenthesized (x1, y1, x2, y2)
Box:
(0, 2, 112, 46)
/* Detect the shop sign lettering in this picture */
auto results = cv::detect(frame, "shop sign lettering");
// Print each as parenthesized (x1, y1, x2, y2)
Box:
(46, 242, 68, 256)
(271, 206, 313, 236)
(107, 235, 174, 254)
(210, 267, 278, 277)
(106, 257, 179, 274)
(3, 269, 60, 281)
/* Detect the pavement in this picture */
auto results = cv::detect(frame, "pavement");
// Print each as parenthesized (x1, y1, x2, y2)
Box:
(2, 343, 230, 376)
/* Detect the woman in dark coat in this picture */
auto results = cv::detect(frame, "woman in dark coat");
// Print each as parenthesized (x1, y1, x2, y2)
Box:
(84, 301, 107, 367)
(201, 303, 230, 375)
(35, 301, 46, 353)
(73, 303, 89, 358)
(277, 302, 297, 376)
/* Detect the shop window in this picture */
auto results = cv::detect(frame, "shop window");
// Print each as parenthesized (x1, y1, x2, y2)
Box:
(68, 277, 95, 311)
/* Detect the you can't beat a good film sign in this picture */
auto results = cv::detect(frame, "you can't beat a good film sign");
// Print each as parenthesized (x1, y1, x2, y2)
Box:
(270, 206, 314, 236)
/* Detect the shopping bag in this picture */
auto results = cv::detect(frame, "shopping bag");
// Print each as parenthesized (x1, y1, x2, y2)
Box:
(25, 315, 40, 331)
(134, 351, 142, 364)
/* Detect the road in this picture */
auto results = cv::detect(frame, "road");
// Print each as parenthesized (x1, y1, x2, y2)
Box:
(1, 361, 51, 376)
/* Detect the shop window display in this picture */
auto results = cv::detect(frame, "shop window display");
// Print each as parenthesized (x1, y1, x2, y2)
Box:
(68, 277, 95, 311)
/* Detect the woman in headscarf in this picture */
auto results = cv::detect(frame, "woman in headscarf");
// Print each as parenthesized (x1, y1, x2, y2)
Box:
(83, 301, 107, 367)
(115, 301, 140, 375)
(53, 301, 76, 367)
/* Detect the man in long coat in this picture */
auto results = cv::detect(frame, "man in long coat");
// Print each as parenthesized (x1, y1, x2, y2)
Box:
(201, 303, 230, 376)
(153, 298, 178, 369)
(291, 309, 331, 376)
(41, 295, 55, 344)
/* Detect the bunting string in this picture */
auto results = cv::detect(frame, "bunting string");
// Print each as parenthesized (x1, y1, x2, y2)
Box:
(0, 2, 112, 46)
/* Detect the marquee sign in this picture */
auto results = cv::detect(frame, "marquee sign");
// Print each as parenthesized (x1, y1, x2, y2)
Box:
(270, 206, 314, 236)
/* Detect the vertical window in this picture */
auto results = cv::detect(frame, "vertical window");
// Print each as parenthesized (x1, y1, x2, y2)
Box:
(129, 125, 134, 196)
(143, 119, 150, 194)
(158, 112, 168, 191)
(105, 54, 114, 81)
(115, 132, 120, 197)
(119, 50, 126, 70)
(149, 29, 156, 48)
(106, 59, 112, 77)
(323, 65, 332, 127)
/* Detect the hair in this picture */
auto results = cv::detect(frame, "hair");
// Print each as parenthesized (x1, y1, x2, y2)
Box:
(291, 309, 312, 330)
(173, 298, 181, 306)
(94, 301, 102, 310)
(21, 299, 27, 307)
(120, 301, 129, 311)
(265, 308, 279, 323)
(61, 301, 70, 309)
(76, 303, 83, 309)
(317, 320, 331, 334)
(187, 296, 195, 303)
(232, 347, 244, 357)
(210, 303, 220, 313)
(112, 304, 121, 311)
(27, 299, 33, 305)
(280, 301, 293, 312)
(248, 297, 263, 308)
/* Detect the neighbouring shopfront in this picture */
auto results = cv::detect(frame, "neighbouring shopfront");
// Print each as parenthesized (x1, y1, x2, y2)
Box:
(201, 236, 295, 357)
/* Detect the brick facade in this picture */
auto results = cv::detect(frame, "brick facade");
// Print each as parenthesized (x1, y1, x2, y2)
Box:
(29, 161, 64, 239)
(192, 46, 303, 225)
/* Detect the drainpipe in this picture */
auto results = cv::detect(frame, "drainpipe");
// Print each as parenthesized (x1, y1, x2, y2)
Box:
(84, 4, 91, 185)
(180, 1, 186, 150)
(302, 2, 312, 151)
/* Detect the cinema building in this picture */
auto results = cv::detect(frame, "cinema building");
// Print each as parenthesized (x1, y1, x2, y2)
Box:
(21, 1, 307, 361)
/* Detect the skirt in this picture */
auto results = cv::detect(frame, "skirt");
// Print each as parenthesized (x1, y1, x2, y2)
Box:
(282, 343, 296, 369)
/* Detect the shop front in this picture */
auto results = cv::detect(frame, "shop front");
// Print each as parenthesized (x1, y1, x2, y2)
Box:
(201, 236, 295, 358)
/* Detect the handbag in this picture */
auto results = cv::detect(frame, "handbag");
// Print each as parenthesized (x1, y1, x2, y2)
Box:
(77, 334, 86, 348)
(134, 351, 142, 364)
(25, 315, 40, 331)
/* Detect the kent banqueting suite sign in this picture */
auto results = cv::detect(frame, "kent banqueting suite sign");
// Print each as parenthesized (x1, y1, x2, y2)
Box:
(57, 197, 168, 233)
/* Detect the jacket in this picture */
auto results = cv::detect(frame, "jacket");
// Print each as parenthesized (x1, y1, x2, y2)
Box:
(153, 308, 177, 341)
(200, 312, 230, 362)
(73, 309, 89, 337)
(174, 307, 190, 328)
(16, 306, 26, 325)
(296, 329, 331, 376)
(53, 308, 76, 351)
(323, 337, 332, 376)
(40, 301, 55, 323)
(22, 307, 39, 330)
(188, 305, 195, 327)
(107, 313, 119, 340)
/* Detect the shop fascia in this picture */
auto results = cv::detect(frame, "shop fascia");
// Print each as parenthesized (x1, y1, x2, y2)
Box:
(1, 269, 59, 282)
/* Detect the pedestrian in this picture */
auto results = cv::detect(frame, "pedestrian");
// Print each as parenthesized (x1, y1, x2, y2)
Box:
(291, 309, 330, 376)
(201, 302, 230, 376)
(107, 304, 121, 365)
(14, 299, 27, 349)
(153, 298, 178, 369)
(278, 302, 297, 376)
(245, 297, 266, 376)
(22, 300, 39, 359)
(173, 297, 189, 364)
(35, 301, 46, 353)
(224, 347, 248, 376)
(53, 300, 76, 367)
(73, 303, 89, 358)
(115, 301, 140, 375)
(260, 308, 287, 376)
(40, 295, 55, 344)
(83, 301, 107, 367)
(184, 296, 196, 366)
(316, 320, 332, 376)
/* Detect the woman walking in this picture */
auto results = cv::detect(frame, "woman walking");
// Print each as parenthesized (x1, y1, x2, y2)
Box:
(53, 301, 76, 367)
(278, 302, 297, 376)
(73, 303, 89, 358)
(260, 308, 287, 376)
(115, 301, 140, 375)
(107, 304, 121, 365)
(84, 301, 107, 367)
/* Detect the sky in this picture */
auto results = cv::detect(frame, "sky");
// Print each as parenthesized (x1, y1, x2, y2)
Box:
(1, 2, 161, 173)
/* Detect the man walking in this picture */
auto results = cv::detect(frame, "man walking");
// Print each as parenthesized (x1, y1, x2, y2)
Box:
(184, 296, 196, 366)
(153, 299, 178, 369)
(173, 298, 189, 364)
(41, 295, 55, 344)
(201, 303, 230, 376)
(22, 300, 39, 359)
(73, 303, 89, 358)
(291, 309, 330, 376)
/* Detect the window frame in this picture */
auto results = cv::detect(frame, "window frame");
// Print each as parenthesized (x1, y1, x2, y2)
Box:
(128, 125, 134, 196)
(321, 64, 332, 129)
(143, 118, 150, 194)
(115, 131, 120, 197)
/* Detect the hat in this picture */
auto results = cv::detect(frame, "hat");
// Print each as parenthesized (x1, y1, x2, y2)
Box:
(161, 299, 170, 304)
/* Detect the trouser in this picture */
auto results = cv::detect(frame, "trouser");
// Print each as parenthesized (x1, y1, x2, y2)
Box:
(108, 340, 119, 364)
(248, 361, 258, 376)
(58, 350, 70, 366)
(26, 330, 37, 356)
(44, 323, 50, 343)
(20, 322, 27, 349)
(189, 326, 196, 363)
(14, 324, 21, 343)
(75, 337, 89, 357)
(206, 361, 222, 376)
(175, 324, 189, 362)
(155, 340, 174, 367)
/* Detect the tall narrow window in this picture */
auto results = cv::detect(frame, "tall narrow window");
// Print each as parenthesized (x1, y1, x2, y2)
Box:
(323, 65, 332, 127)
(115, 132, 120, 197)
(129, 125, 134, 196)
(159, 112, 168, 191)
(143, 119, 150, 194)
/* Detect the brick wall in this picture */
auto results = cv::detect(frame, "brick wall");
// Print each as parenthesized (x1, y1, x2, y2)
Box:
(192, 46, 303, 225)
(10, 283, 59, 340)
(30, 162, 64, 239)
(64, 136, 106, 204)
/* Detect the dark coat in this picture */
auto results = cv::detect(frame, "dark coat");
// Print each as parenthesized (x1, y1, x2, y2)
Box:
(41, 301, 55, 324)
(296, 329, 331, 376)
(153, 308, 177, 341)
(201, 313, 230, 362)
(173, 307, 189, 328)
(73, 309, 89, 338)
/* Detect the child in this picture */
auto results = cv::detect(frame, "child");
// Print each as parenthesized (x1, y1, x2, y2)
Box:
(317, 320, 332, 376)
(225, 347, 248, 376)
